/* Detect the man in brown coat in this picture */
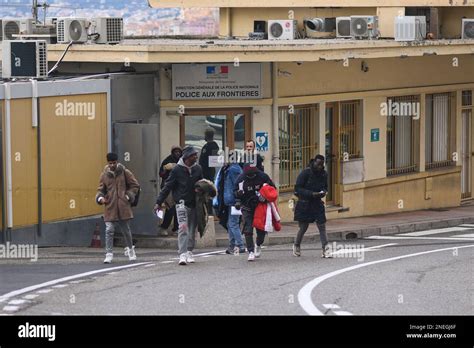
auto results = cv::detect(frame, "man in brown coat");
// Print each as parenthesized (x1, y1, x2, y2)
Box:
(96, 152, 140, 264)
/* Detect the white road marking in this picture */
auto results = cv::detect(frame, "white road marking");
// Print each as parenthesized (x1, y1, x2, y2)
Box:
(455, 234, 474, 238)
(201, 255, 214, 258)
(52, 284, 69, 288)
(298, 244, 474, 316)
(23, 294, 39, 300)
(69, 280, 86, 284)
(367, 235, 474, 241)
(106, 272, 119, 275)
(323, 304, 340, 309)
(8, 299, 28, 305)
(160, 261, 174, 264)
(3, 306, 20, 312)
(334, 311, 353, 316)
(143, 264, 156, 268)
(397, 227, 471, 237)
(365, 243, 398, 250)
(37, 289, 53, 294)
(0, 262, 151, 303)
(459, 224, 474, 228)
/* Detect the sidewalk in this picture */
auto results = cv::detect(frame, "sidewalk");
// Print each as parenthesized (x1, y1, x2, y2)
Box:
(215, 203, 474, 246)
(117, 203, 474, 248)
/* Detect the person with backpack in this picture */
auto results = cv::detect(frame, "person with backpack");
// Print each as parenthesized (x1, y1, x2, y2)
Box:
(234, 165, 275, 261)
(214, 155, 246, 255)
(96, 152, 140, 264)
(293, 154, 332, 258)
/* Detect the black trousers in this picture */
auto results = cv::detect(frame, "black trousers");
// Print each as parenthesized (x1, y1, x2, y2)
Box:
(242, 208, 266, 253)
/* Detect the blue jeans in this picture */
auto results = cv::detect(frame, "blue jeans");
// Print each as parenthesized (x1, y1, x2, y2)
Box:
(227, 212, 244, 249)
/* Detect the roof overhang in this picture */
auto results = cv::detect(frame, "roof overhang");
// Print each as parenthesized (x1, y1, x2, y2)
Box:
(40, 39, 474, 64)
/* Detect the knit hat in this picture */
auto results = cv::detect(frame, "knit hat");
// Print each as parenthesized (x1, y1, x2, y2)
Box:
(171, 145, 182, 152)
(182, 146, 198, 159)
(243, 164, 258, 174)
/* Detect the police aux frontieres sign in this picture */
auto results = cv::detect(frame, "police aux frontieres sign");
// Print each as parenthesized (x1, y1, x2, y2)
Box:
(172, 63, 262, 100)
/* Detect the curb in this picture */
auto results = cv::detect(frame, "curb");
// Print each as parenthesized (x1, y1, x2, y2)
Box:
(116, 215, 474, 249)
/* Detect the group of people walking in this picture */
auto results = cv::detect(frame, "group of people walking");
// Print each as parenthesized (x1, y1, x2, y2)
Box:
(96, 131, 331, 265)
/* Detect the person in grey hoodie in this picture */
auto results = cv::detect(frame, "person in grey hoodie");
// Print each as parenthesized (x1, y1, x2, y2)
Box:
(154, 146, 203, 265)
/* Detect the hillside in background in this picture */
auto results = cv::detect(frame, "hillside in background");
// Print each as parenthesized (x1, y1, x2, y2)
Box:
(0, 0, 218, 36)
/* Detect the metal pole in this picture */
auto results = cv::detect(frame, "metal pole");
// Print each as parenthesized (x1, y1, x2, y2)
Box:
(4, 83, 13, 241)
(271, 62, 280, 189)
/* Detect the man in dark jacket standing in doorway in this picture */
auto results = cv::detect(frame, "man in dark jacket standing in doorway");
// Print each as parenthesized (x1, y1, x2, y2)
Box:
(199, 128, 220, 181)
(154, 146, 203, 265)
(293, 154, 332, 258)
(158, 145, 182, 235)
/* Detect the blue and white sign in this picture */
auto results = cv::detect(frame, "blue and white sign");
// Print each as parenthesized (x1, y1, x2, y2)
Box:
(255, 132, 269, 152)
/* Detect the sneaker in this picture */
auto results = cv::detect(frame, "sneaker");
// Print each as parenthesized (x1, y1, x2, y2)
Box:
(186, 251, 195, 263)
(248, 252, 255, 261)
(321, 246, 333, 258)
(103, 253, 113, 264)
(233, 246, 240, 256)
(178, 253, 187, 265)
(292, 244, 301, 257)
(128, 246, 137, 261)
(255, 245, 262, 258)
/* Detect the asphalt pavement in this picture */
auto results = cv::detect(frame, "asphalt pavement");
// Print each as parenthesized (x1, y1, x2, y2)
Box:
(1, 225, 472, 316)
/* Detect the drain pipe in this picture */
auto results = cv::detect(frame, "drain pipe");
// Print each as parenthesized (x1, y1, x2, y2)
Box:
(271, 62, 280, 189)
(31, 79, 41, 241)
(4, 83, 13, 241)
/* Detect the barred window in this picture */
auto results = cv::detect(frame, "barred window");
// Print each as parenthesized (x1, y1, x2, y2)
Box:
(425, 92, 456, 170)
(340, 100, 362, 159)
(386, 95, 420, 176)
(279, 105, 318, 191)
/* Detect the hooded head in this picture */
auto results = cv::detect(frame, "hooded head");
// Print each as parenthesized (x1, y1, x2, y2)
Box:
(182, 146, 199, 166)
(243, 164, 258, 179)
(171, 145, 182, 160)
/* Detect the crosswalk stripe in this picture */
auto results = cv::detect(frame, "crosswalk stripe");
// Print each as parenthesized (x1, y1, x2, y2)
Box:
(397, 227, 471, 237)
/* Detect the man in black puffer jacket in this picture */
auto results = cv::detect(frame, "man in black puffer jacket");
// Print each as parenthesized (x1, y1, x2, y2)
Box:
(154, 146, 203, 266)
(293, 154, 332, 258)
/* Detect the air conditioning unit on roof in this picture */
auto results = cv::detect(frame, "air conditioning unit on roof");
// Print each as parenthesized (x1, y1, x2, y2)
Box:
(2, 40, 48, 79)
(1, 18, 34, 41)
(350, 16, 379, 39)
(268, 20, 298, 40)
(462, 19, 474, 39)
(395, 16, 426, 41)
(336, 17, 351, 38)
(56, 18, 88, 43)
(90, 17, 123, 44)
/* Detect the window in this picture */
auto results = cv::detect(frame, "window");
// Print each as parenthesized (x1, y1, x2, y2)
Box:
(462, 90, 472, 107)
(386, 95, 420, 176)
(425, 92, 456, 170)
(279, 105, 318, 191)
(339, 100, 362, 159)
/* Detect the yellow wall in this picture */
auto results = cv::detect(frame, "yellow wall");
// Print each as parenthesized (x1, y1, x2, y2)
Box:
(40, 94, 107, 223)
(440, 7, 474, 39)
(10, 99, 39, 227)
(278, 56, 474, 98)
(363, 97, 387, 181)
(227, 7, 377, 38)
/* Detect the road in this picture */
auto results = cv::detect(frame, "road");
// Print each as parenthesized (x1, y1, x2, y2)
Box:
(0, 225, 473, 315)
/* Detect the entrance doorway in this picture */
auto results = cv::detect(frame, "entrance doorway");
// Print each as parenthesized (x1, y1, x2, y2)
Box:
(180, 109, 251, 154)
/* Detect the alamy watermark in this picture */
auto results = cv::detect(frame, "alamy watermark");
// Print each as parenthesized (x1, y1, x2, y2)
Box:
(55, 99, 96, 120)
(216, 147, 259, 166)
(0, 242, 38, 262)
(326, 242, 366, 262)
(380, 100, 420, 120)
